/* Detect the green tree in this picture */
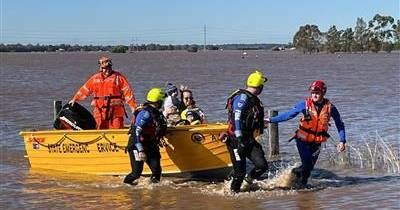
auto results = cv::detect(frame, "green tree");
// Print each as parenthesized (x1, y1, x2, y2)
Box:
(382, 42, 394, 52)
(392, 19, 400, 49)
(354, 17, 368, 53)
(340, 28, 354, 52)
(368, 36, 382, 53)
(111, 45, 128, 53)
(293, 24, 322, 54)
(325, 25, 342, 53)
(368, 14, 395, 52)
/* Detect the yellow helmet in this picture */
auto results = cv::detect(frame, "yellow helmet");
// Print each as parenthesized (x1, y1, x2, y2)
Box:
(246, 70, 267, 87)
(146, 88, 166, 103)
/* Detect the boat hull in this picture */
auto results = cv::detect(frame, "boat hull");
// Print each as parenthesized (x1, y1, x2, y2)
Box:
(19, 124, 231, 179)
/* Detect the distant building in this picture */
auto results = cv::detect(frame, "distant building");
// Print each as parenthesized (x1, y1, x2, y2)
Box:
(187, 46, 198, 52)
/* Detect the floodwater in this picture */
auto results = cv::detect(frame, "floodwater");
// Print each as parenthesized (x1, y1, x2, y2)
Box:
(1, 51, 399, 209)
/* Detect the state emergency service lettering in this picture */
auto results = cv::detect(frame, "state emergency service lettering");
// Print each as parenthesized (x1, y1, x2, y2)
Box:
(48, 143, 90, 153)
(96, 143, 119, 152)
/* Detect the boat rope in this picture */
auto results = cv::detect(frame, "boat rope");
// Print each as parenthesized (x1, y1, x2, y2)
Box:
(30, 133, 126, 150)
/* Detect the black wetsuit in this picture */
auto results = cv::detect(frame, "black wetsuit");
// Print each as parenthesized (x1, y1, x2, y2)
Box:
(226, 90, 268, 192)
(124, 104, 166, 184)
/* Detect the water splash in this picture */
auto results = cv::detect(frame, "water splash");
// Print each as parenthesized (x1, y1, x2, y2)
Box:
(194, 165, 328, 198)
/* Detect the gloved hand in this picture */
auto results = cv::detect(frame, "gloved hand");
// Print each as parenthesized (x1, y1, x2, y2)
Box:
(219, 132, 229, 143)
(138, 151, 147, 161)
(237, 136, 246, 154)
(124, 146, 129, 154)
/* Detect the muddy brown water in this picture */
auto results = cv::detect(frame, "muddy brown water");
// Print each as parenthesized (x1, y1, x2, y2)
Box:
(1, 51, 399, 209)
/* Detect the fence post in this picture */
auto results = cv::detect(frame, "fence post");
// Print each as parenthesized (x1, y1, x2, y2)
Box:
(268, 110, 279, 158)
(54, 100, 62, 121)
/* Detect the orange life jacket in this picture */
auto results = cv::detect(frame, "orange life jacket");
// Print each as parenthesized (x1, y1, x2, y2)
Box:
(295, 97, 331, 143)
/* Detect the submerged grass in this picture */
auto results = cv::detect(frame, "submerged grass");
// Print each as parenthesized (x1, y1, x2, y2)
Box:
(324, 131, 399, 173)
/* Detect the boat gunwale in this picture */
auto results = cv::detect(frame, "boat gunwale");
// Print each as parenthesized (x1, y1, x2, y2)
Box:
(19, 123, 227, 136)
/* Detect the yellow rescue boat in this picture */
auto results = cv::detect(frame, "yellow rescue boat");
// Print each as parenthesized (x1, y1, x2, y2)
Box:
(19, 124, 232, 179)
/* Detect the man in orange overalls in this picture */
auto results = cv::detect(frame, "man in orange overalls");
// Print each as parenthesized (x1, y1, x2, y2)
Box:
(69, 56, 136, 129)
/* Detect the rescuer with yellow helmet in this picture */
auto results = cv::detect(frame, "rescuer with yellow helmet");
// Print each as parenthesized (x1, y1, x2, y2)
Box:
(224, 70, 268, 193)
(124, 88, 167, 185)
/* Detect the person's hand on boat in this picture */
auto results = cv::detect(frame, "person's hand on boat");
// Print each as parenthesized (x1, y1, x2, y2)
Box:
(264, 117, 271, 125)
(68, 99, 75, 106)
(219, 132, 229, 143)
(337, 142, 346, 153)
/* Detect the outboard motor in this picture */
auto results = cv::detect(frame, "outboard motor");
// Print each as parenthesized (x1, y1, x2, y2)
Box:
(54, 103, 96, 130)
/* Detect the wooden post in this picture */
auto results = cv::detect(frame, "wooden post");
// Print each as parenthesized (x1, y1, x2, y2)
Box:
(268, 110, 279, 158)
(54, 100, 62, 121)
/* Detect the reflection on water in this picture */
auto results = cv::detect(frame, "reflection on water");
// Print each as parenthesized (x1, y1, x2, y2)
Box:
(1, 51, 399, 209)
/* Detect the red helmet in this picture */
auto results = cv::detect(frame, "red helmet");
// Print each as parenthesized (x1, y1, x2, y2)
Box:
(309, 80, 327, 94)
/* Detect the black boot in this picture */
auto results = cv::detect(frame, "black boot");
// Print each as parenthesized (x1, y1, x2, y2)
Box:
(123, 173, 137, 185)
(291, 168, 306, 188)
(231, 177, 243, 193)
(150, 176, 160, 184)
(244, 175, 254, 184)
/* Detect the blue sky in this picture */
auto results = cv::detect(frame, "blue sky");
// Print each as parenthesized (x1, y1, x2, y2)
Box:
(1, 0, 399, 45)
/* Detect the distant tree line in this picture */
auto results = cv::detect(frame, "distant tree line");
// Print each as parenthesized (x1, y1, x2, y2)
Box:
(293, 14, 400, 53)
(0, 44, 112, 52)
(0, 42, 283, 53)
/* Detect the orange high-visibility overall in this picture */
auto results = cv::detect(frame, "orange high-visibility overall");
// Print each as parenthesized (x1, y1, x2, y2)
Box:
(72, 70, 136, 129)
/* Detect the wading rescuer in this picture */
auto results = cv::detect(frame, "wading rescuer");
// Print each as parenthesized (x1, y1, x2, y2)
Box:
(124, 88, 167, 185)
(265, 80, 346, 187)
(224, 70, 269, 193)
(69, 56, 136, 129)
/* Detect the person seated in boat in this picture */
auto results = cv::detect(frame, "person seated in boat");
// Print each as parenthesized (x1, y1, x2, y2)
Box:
(69, 56, 136, 129)
(180, 89, 206, 125)
(124, 88, 167, 185)
(162, 83, 185, 126)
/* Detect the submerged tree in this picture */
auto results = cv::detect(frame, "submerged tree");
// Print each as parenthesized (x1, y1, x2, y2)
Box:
(368, 14, 395, 52)
(341, 28, 354, 52)
(393, 20, 400, 49)
(293, 24, 322, 53)
(111, 45, 128, 53)
(353, 18, 369, 53)
(325, 25, 342, 53)
(292, 14, 399, 53)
